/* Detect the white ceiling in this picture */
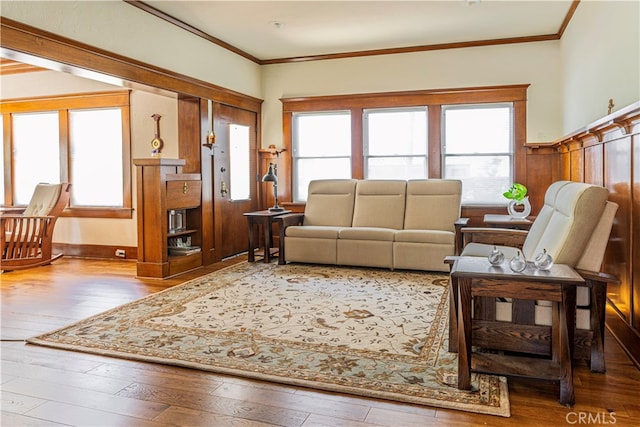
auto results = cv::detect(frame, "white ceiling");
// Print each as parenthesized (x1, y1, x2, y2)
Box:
(142, 0, 576, 61)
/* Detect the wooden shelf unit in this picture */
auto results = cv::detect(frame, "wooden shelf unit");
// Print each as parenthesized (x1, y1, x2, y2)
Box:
(134, 158, 202, 278)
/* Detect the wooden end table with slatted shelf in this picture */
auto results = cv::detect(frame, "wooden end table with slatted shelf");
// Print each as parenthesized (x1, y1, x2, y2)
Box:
(450, 256, 583, 406)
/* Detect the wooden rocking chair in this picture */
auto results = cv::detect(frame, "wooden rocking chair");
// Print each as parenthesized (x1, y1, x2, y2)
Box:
(1, 183, 71, 271)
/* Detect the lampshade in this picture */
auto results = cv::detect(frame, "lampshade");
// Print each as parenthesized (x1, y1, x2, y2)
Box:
(262, 163, 278, 183)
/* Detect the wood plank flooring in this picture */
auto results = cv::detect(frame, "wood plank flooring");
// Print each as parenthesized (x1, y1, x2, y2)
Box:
(2, 257, 639, 426)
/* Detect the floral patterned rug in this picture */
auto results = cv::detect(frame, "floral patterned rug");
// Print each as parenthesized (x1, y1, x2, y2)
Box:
(27, 262, 510, 417)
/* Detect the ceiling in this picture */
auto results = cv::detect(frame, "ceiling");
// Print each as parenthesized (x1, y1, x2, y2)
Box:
(0, 0, 579, 75)
(137, 0, 578, 63)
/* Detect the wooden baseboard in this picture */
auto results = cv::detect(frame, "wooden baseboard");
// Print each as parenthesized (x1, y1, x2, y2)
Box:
(606, 303, 640, 369)
(52, 243, 138, 260)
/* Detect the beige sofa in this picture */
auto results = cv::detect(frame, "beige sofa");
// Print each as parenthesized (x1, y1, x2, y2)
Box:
(277, 179, 463, 272)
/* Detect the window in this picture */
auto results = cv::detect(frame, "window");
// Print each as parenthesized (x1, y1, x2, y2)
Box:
(364, 107, 428, 179)
(442, 104, 513, 204)
(282, 85, 528, 205)
(12, 112, 61, 204)
(69, 108, 123, 207)
(1, 91, 132, 217)
(292, 111, 352, 201)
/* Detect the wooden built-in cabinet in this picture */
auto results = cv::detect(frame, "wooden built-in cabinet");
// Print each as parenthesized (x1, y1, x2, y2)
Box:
(134, 158, 202, 278)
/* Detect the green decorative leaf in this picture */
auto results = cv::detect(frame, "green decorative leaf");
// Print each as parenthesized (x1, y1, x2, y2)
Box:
(503, 183, 527, 201)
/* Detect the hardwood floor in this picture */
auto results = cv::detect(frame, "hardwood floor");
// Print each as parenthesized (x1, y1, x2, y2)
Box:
(2, 257, 639, 426)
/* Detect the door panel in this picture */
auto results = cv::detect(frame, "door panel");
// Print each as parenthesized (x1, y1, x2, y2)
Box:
(213, 103, 258, 258)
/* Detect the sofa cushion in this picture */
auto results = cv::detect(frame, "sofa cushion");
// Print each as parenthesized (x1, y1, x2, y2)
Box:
(286, 225, 344, 239)
(303, 179, 357, 227)
(403, 179, 461, 232)
(339, 227, 395, 241)
(394, 229, 454, 244)
(351, 180, 406, 229)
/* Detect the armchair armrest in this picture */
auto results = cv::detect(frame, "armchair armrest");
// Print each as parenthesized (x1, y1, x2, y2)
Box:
(276, 213, 305, 265)
(461, 227, 528, 249)
(575, 268, 620, 285)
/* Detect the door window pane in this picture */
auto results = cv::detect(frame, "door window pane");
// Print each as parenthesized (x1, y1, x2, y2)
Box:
(13, 112, 60, 204)
(293, 112, 351, 201)
(442, 104, 513, 204)
(229, 124, 251, 201)
(69, 109, 123, 206)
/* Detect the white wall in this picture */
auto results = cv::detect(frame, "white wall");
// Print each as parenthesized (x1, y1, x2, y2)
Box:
(0, 0, 262, 99)
(262, 41, 563, 148)
(560, 0, 640, 133)
(1, 71, 178, 247)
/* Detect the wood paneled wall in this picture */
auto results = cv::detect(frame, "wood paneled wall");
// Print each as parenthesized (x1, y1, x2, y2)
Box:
(507, 103, 640, 366)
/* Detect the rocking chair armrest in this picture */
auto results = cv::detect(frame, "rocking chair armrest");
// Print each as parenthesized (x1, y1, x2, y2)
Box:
(0, 207, 27, 215)
(461, 227, 528, 248)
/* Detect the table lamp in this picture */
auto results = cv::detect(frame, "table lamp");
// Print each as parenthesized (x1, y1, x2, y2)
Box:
(262, 163, 284, 212)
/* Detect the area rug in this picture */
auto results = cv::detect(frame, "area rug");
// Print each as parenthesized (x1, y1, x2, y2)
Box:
(27, 262, 510, 417)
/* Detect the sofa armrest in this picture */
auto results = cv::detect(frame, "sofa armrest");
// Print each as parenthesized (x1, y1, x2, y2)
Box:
(461, 227, 528, 249)
(276, 213, 305, 265)
(277, 213, 305, 228)
(454, 218, 470, 255)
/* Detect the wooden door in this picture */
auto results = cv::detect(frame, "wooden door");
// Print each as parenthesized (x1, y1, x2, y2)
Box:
(213, 103, 259, 258)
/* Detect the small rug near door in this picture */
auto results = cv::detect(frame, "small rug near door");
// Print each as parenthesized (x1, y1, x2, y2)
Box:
(27, 262, 510, 417)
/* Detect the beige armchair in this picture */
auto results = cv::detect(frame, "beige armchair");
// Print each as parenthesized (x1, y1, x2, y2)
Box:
(1, 183, 71, 271)
(450, 180, 618, 372)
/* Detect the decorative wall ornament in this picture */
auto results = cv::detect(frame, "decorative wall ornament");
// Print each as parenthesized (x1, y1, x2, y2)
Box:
(150, 114, 164, 156)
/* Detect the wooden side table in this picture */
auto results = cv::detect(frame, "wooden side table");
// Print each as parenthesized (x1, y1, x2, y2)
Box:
(450, 256, 583, 406)
(244, 210, 291, 263)
(483, 214, 534, 230)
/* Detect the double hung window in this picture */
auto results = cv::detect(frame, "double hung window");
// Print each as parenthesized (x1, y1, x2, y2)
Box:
(364, 107, 428, 180)
(442, 104, 514, 204)
(292, 111, 352, 201)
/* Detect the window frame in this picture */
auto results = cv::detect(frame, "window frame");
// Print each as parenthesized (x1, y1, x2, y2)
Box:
(1, 91, 132, 218)
(281, 84, 528, 206)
